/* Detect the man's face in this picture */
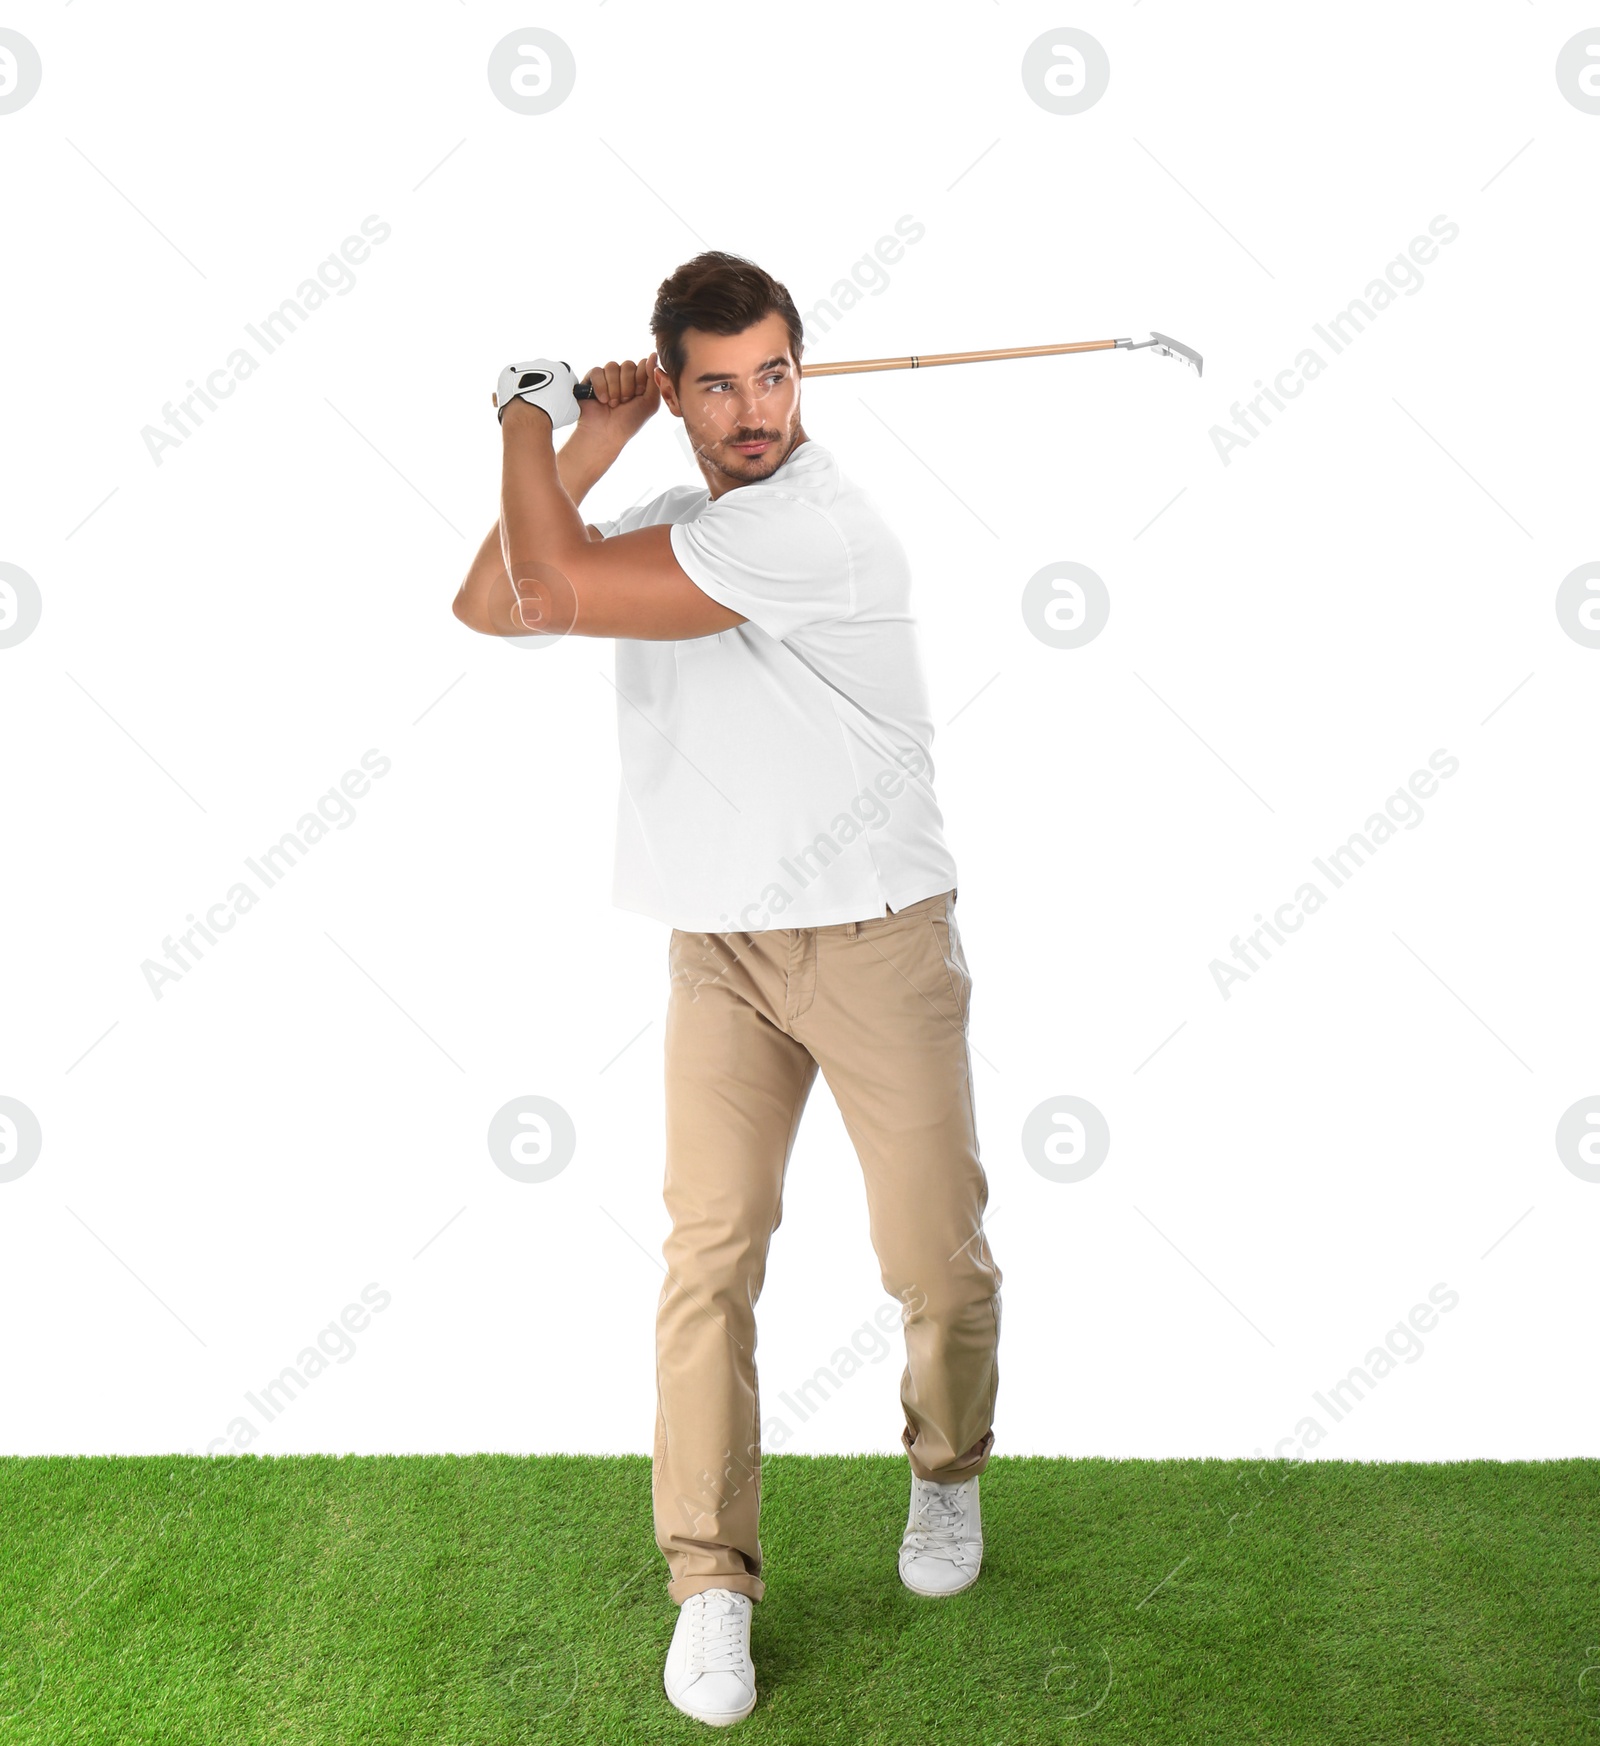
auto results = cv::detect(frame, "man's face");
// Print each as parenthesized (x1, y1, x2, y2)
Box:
(657, 311, 803, 487)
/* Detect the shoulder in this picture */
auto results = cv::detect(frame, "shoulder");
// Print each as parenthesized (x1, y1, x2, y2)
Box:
(771, 439, 841, 508)
(647, 484, 713, 525)
(603, 484, 708, 537)
(770, 443, 885, 539)
(695, 442, 844, 526)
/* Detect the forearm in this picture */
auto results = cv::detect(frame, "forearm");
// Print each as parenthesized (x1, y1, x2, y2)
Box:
(499, 403, 591, 576)
(553, 424, 624, 509)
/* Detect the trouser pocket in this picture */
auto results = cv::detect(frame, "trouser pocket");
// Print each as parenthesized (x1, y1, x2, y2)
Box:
(929, 908, 971, 1025)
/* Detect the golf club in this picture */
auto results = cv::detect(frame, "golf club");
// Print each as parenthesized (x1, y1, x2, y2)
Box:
(493, 332, 1203, 411)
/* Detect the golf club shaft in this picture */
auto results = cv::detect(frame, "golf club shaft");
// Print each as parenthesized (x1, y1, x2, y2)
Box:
(571, 337, 1124, 400)
(798, 338, 1119, 378)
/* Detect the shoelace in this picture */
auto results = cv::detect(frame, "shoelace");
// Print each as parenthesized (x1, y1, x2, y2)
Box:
(687, 1592, 750, 1676)
(905, 1482, 975, 1560)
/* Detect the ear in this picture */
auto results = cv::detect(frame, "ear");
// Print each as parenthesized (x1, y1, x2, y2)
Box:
(655, 364, 682, 418)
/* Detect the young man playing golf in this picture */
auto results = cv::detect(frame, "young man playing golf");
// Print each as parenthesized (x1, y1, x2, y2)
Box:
(452, 251, 1002, 1728)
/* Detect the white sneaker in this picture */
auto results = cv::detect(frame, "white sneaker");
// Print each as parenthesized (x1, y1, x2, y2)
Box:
(663, 1587, 757, 1726)
(899, 1472, 983, 1596)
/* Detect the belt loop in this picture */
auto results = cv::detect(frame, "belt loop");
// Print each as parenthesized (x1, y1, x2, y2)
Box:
(844, 917, 859, 938)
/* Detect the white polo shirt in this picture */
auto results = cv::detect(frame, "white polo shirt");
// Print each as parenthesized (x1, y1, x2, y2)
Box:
(590, 439, 958, 932)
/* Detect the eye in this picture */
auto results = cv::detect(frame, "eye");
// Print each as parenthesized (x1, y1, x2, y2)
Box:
(707, 374, 786, 394)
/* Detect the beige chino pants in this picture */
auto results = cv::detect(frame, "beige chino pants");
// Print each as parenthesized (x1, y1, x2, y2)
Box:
(653, 887, 1002, 1605)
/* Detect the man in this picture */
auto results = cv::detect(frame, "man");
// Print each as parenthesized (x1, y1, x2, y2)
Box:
(452, 252, 1002, 1729)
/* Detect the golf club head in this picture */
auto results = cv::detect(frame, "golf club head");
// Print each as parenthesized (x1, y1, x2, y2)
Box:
(1115, 332, 1204, 377)
(1147, 331, 1204, 378)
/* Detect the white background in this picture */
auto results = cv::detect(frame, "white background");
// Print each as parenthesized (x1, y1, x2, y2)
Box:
(2, 2, 1596, 1462)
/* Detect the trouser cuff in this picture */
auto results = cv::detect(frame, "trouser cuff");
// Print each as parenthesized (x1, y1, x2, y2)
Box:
(669, 1572, 765, 1606)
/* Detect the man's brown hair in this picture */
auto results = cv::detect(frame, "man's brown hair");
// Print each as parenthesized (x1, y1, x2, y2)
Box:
(650, 251, 804, 391)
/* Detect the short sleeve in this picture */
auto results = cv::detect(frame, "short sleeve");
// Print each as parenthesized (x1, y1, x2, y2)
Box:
(588, 487, 695, 542)
(669, 491, 853, 641)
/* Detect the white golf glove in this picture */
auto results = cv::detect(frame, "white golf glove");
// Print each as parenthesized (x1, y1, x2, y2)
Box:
(494, 358, 580, 429)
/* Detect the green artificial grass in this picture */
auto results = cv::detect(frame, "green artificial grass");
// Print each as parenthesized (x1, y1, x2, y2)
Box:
(1, 1454, 1596, 1743)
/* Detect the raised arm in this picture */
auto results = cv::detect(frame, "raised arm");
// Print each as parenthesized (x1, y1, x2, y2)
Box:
(453, 350, 746, 642)
(452, 357, 661, 635)
(451, 432, 615, 637)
